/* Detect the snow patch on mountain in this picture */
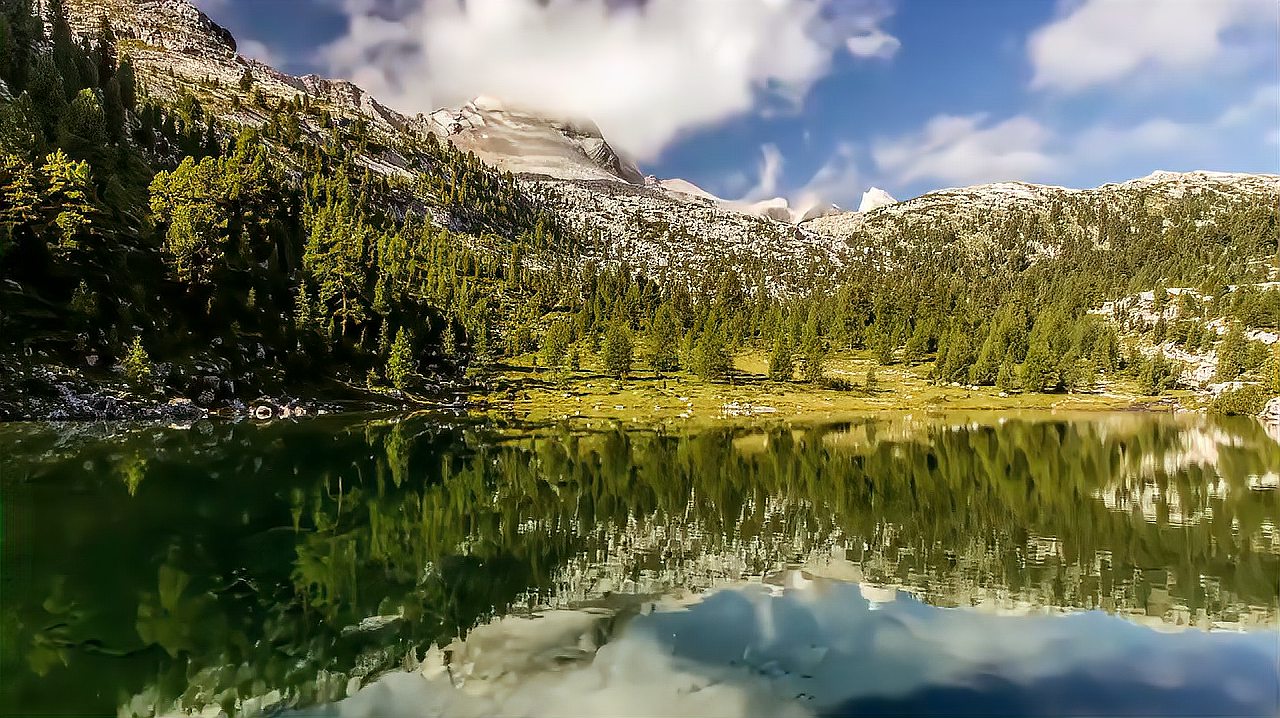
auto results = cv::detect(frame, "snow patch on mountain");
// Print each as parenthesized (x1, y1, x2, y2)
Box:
(652, 177, 723, 203)
(858, 187, 897, 213)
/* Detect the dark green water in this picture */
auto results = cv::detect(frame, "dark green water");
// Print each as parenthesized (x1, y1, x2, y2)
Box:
(2, 412, 1278, 717)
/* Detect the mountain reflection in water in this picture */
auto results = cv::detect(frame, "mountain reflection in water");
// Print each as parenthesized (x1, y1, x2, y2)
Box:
(1, 412, 1277, 717)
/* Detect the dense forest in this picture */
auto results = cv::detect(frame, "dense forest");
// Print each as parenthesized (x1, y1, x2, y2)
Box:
(1, 0, 1278, 414)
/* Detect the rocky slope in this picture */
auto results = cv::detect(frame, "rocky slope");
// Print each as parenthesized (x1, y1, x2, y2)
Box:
(807, 171, 1280, 253)
(425, 95, 644, 184)
(63, 0, 856, 290)
(59, 0, 1280, 295)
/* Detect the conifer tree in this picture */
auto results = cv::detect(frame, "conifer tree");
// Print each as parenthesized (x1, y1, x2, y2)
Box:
(123, 336, 152, 382)
(601, 320, 633, 379)
(800, 314, 826, 383)
(691, 326, 730, 382)
(996, 356, 1018, 392)
(1139, 351, 1174, 395)
(540, 320, 571, 369)
(1021, 340, 1053, 393)
(1217, 322, 1247, 380)
(646, 304, 680, 375)
(387, 328, 414, 389)
(767, 335, 794, 382)
(1266, 344, 1280, 393)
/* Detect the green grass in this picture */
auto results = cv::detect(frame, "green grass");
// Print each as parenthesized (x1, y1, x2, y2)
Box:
(471, 350, 1181, 424)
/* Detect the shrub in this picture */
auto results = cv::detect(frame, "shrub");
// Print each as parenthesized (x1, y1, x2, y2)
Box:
(1210, 384, 1271, 416)
(819, 376, 855, 392)
(122, 336, 152, 382)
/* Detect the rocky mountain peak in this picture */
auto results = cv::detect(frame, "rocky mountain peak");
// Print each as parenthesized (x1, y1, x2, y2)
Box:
(64, 0, 236, 58)
(423, 97, 644, 185)
(858, 187, 897, 213)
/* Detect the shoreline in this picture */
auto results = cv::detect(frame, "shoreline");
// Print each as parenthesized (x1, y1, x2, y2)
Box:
(0, 355, 1203, 424)
(466, 353, 1200, 426)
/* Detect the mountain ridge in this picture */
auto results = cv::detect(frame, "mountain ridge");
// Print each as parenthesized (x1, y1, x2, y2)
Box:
(3, 0, 1278, 424)
(61, 0, 1280, 255)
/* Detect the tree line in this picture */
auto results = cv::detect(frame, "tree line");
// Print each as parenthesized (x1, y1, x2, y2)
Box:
(2, 0, 1277, 402)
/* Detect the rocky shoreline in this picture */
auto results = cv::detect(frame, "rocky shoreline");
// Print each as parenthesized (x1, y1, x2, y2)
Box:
(0, 358, 469, 423)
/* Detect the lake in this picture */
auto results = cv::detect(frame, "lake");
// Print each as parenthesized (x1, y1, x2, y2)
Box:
(2, 412, 1278, 717)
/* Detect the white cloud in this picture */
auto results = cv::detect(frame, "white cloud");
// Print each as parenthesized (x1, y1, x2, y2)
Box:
(1028, 0, 1274, 92)
(740, 144, 786, 202)
(867, 81, 1278, 193)
(735, 141, 863, 214)
(845, 29, 901, 60)
(239, 38, 281, 67)
(794, 141, 862, 210)
(1215, 85, 1280, 128)
(1072, 118, 1196, 165)
(322, 0, 898, 162)
(871, 113, 1055, 187)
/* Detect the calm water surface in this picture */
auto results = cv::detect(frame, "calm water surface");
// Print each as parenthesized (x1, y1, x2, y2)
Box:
(1, 412, 1277, 717)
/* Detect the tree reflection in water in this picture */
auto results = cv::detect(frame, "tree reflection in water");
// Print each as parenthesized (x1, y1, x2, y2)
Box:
(1, 412, 1276, 716)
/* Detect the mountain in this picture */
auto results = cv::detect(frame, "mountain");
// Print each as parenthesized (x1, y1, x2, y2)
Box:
(4, 0, 1280, 421)
(57, 0, 856, 290)
(858, 187, 897, 213)
(61, 0, 1280, 289)
(424, 96, 644, 185)
(806, 171, 1280, 257)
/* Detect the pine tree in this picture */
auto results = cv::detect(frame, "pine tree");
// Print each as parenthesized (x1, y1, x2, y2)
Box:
(116, 56, 136, 111)
(1092, 327, 1119, 373)
(938, 324, 975, 384)
(1216, 322, 1247, 380)
(540, 320, 571, 369)
(601, 321, 633, 379)
(1152, 286, 1168, 316)
(800, 314, 826, 383)
(971, 327, 1004, 386)
(58, 88, 107, 154)
(691, 326, 731, 382)
(123, 336, 152, 382)
(1266, 343, 1280, 393)
(646, 304, 680, 375)
(767, 335, 794, 382)
(1139, 351, 1174, 395)
(441, 323, 459, 357)
(902, 320, 933, 365)
(1021, 340, 1053, 393)
(386, 328, 414, 389)
(294, 282, 315, 333)
(995, 355, 1018, 392)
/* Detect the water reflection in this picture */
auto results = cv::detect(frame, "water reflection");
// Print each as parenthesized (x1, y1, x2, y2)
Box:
(304, 574, 1280, 718)
(1, 412, 1277, 716)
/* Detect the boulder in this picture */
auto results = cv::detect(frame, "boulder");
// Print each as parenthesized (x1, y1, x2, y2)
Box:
(1259, 397, 1280, 424)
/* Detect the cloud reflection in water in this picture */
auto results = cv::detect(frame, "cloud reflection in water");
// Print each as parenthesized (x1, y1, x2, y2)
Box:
(307, 573, 1279, 718)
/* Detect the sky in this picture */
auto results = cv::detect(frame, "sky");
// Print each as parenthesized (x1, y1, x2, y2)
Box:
(194, 0, 1279, 208)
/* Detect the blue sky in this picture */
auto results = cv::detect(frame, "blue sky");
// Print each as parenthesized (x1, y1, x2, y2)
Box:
(197, 0, 1278, 206)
